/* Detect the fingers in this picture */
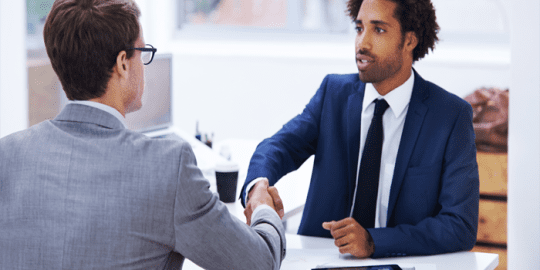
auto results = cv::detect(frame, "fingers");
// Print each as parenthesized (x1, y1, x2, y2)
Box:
(340, 243, 370, 258)
(268, 186, 284, 218)
(332, 217, 357, 230)
(334, 233, 353, 247)
(334, 233, 369, 258)
(244, 204, 253, 226)
(338, 244, 355, 256)
(323, 217, 356, 235)
(330, 225, 349, 240)
(335, 234, 355, 256)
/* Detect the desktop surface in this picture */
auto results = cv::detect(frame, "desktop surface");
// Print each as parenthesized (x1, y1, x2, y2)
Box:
(180, 231, 498, 270)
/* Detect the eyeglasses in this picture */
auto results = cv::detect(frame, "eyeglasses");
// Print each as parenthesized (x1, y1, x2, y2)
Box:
(129, 44, 157, 65)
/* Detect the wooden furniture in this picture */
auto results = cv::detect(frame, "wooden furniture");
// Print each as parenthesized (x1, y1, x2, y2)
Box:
(473, 152, 507, 270)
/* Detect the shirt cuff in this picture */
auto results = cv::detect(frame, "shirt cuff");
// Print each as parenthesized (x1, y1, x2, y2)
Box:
(244, 177, 267, 203)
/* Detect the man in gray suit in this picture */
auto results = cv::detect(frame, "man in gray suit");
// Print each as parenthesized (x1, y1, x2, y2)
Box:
(0, 0, 285, 269)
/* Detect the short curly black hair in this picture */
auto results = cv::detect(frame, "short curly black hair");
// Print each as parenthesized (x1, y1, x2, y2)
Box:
(347, 0, 439, 62)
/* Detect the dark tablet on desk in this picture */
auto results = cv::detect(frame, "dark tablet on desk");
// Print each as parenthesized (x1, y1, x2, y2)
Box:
(313, 264, 402, 270)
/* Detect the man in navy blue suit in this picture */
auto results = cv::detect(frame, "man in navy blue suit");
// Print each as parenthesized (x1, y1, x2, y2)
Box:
(241, 0, 479, 259)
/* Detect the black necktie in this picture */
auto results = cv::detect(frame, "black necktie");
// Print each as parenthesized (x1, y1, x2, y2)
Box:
(353, 98, 389, 228)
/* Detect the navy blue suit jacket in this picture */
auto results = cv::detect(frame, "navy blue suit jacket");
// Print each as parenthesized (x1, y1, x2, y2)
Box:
(241, 71, 479, 258)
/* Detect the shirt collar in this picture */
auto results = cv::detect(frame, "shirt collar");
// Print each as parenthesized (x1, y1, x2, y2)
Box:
(362, 70, 415, 118)
(69, 100, 127, 128)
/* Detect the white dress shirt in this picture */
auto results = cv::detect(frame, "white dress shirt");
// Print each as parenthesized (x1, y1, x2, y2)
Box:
(351, 71, 415, 228)
(70, 100, 127, 128)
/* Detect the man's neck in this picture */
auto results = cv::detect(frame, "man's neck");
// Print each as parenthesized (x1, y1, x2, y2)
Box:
(372, 65, 413, 96)
(89, 85, 126, 117)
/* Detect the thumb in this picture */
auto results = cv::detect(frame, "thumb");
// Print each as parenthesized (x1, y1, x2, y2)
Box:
(322, 221, 335, 230)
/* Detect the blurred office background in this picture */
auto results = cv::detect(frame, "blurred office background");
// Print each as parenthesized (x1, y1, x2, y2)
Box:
(0, 0, 538, 269)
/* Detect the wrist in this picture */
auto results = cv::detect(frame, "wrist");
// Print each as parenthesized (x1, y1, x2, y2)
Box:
(245, 177, 267, 203)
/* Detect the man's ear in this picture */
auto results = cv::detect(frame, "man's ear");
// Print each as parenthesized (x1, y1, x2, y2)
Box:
(114, 50, 129, 79)
(405, 31, 418, 53)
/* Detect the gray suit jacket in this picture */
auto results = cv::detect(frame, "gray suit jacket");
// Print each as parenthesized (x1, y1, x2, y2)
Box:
(0, 104, 286, 270)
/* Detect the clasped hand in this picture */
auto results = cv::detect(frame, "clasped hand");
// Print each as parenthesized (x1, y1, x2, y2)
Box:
(244, 178, 285, 225)
(323, 217, 375, 258)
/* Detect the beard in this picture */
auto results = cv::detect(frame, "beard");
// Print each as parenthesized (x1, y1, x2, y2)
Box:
(358, 49, 404, 84)
(357, 37, 406, 84)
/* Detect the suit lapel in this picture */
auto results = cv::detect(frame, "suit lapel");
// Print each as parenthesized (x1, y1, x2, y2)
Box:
(387, 71, 429, 223)
(346, 81, 365, 206)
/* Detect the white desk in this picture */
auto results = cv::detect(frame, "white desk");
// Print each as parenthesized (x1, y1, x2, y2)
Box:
(283, 233, 498, 270)
(182, 200, 498, 270)
(178, 136, 498, 270)
(183, 232, 498, 270)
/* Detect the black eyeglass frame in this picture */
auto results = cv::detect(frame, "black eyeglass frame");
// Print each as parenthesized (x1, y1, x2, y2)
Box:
(128, 44, 157, 65)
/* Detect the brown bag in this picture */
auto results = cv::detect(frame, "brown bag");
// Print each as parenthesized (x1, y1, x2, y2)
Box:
(464, 87, 509, 153)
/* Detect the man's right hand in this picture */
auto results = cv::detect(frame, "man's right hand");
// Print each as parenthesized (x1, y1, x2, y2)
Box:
(244, 179, 284, 225)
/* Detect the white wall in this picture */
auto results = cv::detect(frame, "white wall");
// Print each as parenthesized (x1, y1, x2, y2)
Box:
(171, 44, 357, 141)
(508, 1, 540, 269)
(166, 41, 510, 142)
(433, 0, 510, 36)
(0, 1, 27, 138)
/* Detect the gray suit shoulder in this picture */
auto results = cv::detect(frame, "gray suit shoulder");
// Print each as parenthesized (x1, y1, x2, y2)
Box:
(0, 120, 54, 154)
(125, 130, 192, 156)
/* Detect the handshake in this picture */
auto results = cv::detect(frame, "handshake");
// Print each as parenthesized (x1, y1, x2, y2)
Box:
(242, 178, 375, 258)
(244, 178, 285, 225)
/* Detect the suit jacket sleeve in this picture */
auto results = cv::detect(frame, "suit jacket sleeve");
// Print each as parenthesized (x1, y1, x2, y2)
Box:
(240, 76, 331, 206)
(368, 102, 479, 258)
(172, 142, 286, 270)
